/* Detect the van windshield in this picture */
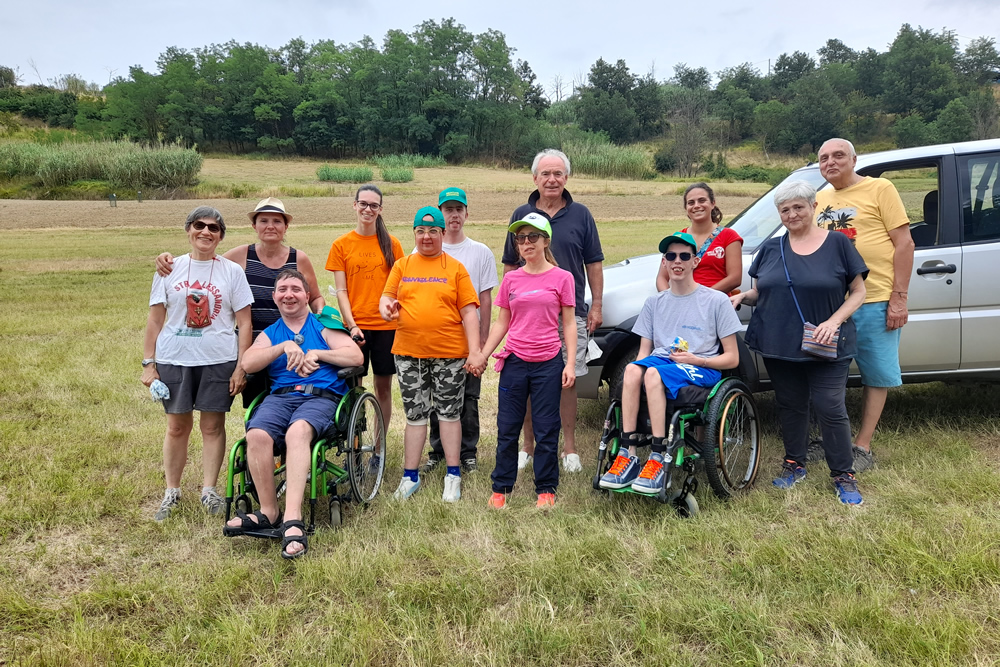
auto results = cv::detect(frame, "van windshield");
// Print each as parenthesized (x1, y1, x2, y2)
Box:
(725, 167, 829, 252)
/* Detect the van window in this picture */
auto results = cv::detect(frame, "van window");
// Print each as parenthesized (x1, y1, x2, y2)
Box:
(860, 164, 940, 248)
(959, 154, 1000, 243)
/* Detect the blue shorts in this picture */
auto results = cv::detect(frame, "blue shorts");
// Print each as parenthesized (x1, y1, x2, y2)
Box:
(246, 392, 340, 451)
(852, 302, 902, 388)
(630, 356, 721, 398)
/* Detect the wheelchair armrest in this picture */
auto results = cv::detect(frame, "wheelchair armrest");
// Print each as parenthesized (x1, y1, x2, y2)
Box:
(337, 366, 366, 379)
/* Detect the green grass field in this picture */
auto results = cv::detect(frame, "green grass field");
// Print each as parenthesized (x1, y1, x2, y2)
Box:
(2, 182, 999, 665)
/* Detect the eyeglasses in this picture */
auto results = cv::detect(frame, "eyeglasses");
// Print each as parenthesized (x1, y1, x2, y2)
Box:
(514, 232, 546, 244)
(356, 201, 382, 211)
(414, 227, 442, 236)
(192, 221, 222, 234)
(664, 252, 693, 261)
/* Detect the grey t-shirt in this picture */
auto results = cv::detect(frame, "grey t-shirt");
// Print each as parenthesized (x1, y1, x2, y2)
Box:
(632, 285, 743, 358)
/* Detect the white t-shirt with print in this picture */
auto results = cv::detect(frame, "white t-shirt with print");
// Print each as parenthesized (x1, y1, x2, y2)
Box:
(149, 254, 254, 366)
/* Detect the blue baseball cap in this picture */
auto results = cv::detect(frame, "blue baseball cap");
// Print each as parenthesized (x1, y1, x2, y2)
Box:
(413, 206, 446, 229)
(438, 187, 468, 207)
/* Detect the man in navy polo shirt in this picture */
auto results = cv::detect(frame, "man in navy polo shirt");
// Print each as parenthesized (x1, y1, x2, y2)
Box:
(501, 149, 604, 473)
(223, 269, 362, 559)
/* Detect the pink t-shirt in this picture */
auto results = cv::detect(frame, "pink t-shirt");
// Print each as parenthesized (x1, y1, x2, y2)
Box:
(496, 266, 576, 362)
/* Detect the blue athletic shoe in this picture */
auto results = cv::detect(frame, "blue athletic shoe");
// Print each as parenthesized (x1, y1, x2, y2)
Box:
(833, 473, 864, 506)
(630, 453, 667, 494)
(599, 449, 640, 489)
(773, 460, 807, 489)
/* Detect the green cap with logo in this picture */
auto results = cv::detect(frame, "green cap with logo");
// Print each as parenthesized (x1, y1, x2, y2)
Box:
(438, 187, 468, 207)
(508, 211, 553, 237)
(413, 206, 446, 229)
(658, 231, 698, 254)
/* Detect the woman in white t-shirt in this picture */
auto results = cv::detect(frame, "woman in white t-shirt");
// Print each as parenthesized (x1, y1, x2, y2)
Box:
(141, 206, 254, 522)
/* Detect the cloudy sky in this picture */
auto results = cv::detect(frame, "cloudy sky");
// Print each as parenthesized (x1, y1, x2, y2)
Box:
(3, 0, 998, 93)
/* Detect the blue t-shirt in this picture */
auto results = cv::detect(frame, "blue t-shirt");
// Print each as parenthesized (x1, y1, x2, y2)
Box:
(746, 231, 868, 362)
(264, 314, 348, 396)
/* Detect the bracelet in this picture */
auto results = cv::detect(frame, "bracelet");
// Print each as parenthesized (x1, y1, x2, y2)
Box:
(336, 288, 348, 293)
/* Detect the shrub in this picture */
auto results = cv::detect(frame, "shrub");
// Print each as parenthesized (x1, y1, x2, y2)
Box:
(0, 141, 202, 188)
(724, 164, 791, 186)
(380, 167, 414, 183)
(653, 143, 678, 174)
(370, 154, 445, 169)
(316, 165, 373, 183)
(563, 139, 655, 180)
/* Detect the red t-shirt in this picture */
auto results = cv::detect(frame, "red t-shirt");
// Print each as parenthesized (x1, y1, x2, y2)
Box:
(682, 227, 743, 289)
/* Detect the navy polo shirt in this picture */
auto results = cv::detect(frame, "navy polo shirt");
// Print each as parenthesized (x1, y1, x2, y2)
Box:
(502, 189, 604, 318)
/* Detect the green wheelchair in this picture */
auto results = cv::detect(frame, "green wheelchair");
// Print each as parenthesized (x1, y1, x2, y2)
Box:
(224, 365, 386, 535)
(593, 376, 760, 516)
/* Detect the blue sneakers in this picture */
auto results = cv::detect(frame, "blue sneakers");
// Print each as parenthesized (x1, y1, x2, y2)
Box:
(833, 474, 864, 506)
(599, 450, 639, 489)
(773, 460, 807, 489)
(630, 453, 667, 494)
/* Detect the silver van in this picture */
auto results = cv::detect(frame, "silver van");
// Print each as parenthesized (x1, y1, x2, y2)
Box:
(580, 138, 1000, 399)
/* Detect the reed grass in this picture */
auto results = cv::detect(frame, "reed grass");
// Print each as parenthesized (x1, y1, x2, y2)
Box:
(316, 165, 374, 183)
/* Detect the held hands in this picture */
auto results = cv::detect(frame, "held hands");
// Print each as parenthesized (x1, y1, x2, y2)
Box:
(229, 366, 247, 396)
(380, 299, 400, 322)
(562, 364, 576, 388)
(155, 253, 175, 277)
(465, 350, 487, 377)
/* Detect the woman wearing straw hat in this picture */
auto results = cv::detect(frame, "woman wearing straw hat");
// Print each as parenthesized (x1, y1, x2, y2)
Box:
(474, 212, 576, 510)
(156, 197, 325, 404)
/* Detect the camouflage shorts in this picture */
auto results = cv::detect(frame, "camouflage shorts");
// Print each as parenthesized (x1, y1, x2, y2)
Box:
(394, 356, 467, 425)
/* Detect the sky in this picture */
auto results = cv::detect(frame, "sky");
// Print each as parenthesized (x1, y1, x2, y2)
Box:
(3, 0, 999, 94)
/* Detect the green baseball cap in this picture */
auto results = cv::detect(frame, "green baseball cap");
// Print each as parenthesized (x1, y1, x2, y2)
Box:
(508, 212, 552, 237)
(438, 187, 468, 207)
(413, 206, 446, 229)
(316, 305, 348, 333)
(658, 231, 698, 254)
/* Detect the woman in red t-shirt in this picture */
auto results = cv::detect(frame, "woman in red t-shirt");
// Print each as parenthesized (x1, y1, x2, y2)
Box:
(656, 182, 743, 293)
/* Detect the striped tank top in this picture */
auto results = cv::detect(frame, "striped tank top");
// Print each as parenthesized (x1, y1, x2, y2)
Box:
(246, 244, 297, 337)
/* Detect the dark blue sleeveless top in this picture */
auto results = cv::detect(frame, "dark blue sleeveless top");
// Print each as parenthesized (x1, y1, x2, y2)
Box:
(264, 314, 348, 396)
(246, 244, 297, 338)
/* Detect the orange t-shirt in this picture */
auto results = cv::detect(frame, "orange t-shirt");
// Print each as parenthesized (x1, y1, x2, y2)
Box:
(326, 230, 404, 330)
(382, 253, 480, 359)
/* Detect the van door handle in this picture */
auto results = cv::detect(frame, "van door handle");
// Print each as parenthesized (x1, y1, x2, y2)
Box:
(916, 264, 957, 275)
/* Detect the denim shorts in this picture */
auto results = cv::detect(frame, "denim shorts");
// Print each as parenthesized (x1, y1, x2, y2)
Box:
(246, 392, 340, 451)
(852, 301, 902, 388)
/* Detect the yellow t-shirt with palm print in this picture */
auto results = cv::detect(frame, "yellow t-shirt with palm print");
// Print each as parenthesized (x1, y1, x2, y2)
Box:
(815, 176, 909, 303)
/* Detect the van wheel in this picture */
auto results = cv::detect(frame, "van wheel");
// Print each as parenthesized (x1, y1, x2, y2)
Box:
(607, 344, 640, 400)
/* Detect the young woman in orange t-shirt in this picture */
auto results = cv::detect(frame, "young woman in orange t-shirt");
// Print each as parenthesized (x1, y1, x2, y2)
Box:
(325, 184, 404, 431)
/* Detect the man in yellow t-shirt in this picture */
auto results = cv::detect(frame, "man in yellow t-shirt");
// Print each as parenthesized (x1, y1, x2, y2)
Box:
(815, 138, 915, 471)
(379, 207, 486, 504)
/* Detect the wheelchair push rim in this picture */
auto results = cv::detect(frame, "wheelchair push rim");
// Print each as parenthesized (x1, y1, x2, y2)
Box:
(701, 378, 760, 498)
(345, 391, 386, 503)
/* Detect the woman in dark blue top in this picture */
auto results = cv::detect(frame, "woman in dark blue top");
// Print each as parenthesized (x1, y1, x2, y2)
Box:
(731, 181, 868, 505)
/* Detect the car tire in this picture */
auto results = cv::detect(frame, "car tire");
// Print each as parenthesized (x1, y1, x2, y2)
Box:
(607, 342, 640, 401)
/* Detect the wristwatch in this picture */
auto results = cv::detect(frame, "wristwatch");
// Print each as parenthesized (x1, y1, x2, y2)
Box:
(142, 358, 156, 367)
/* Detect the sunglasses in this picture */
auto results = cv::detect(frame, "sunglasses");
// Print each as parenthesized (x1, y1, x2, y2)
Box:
(356, 201, 382, 211)
(664, 252, 693, 261)
(192, 221, 222, 234)
(514, 232, 546, 244)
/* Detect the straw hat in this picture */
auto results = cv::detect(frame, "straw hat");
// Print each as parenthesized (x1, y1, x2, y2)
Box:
(248, 197, 292, 224)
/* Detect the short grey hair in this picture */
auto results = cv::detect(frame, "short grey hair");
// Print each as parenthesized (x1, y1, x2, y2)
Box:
(822, 137, 857, 158)
(773, 180, 817, 208)
(185, 206, 226, 239)
(531, 149, 571, 177)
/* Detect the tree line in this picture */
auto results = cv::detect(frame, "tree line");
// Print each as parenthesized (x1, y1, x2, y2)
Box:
(1, 22, 998, 170)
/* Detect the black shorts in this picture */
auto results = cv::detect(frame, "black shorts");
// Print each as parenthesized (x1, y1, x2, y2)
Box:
(157, 361, 237, 414)
(361, 329, 396, 377)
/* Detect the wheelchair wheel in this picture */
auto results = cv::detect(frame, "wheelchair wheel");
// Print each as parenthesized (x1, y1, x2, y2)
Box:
(234, 493, 253, 515)
(329, 499, 342, 528)
(702, 379, 760, 499)
(670, 491, 699, 517)
(345, 392, 386, 503)
(593, 400, 622, 491)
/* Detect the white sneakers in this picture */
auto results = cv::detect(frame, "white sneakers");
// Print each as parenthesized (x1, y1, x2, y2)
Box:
(393, 474, 463, 502)
(442, 474, 462, 502)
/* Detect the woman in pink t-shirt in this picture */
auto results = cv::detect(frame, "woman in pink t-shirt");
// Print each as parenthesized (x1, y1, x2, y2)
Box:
(656, 182, 743, 293)
(475, 213, 576, 510)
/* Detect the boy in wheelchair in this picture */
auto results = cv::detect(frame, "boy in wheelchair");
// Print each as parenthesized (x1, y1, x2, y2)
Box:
(223, 269, 363, 558)
(599, 232, 743, 494)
